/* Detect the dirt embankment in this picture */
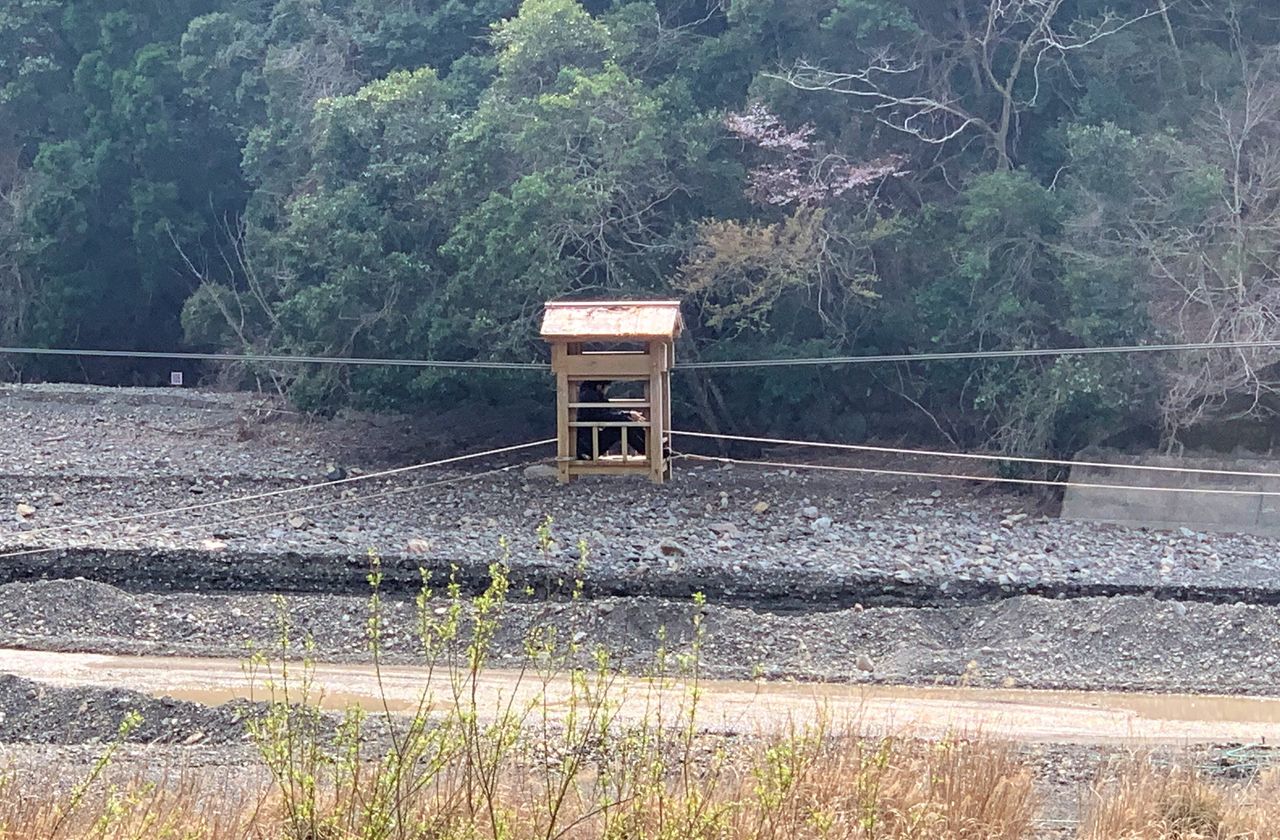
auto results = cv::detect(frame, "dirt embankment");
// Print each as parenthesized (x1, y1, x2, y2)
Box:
(1, 578, 1279, 698)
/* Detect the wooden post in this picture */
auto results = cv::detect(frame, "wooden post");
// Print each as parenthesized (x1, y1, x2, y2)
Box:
(663, 341, 674, 481)
(648, 342, 665, 484)
(554, 344, 571, 484)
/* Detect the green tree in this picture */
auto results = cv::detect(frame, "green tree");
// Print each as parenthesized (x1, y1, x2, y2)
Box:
(434, 0, 706, 360)
(186, 67, 461, 408)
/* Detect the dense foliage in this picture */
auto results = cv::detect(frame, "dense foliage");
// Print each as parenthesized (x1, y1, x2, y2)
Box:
(5, 0, 1280, 454)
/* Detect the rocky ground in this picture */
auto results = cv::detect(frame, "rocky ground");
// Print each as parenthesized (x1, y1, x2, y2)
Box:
(1, 578, 1278, 696)
(3, 383, 1280, 835)
(2, 382, 1280, 692)
(0, 672, 249, 745)
(5, 384, 1280, 603)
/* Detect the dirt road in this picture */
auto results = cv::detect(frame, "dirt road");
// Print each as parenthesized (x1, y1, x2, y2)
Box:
(4, 648, 1278, 746)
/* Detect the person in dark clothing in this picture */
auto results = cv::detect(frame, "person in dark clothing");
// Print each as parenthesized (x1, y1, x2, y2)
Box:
(575, 380, 646, 459)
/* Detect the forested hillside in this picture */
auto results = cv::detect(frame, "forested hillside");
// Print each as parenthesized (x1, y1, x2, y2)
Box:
(3, 0, 1279, 454)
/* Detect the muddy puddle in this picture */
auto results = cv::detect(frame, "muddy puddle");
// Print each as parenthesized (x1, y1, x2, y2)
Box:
(2, 648, 1278, 745)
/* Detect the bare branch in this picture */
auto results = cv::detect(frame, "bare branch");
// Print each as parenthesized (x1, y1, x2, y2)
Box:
(775, 0, 1167, 168)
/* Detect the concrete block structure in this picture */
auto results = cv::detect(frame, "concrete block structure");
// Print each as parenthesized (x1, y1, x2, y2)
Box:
(1061, 451, 1280, 536)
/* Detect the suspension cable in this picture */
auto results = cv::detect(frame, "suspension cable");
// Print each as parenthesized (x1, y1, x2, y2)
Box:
(682, 453, 1280, 497)
(0, 459, 545, 561)
(8, 336, 1280, 372)
(10, 438, 555, 541)
(0, 346, 549, 370)
(673, 430, 1280, 481)
(673, 338, 1280, 370)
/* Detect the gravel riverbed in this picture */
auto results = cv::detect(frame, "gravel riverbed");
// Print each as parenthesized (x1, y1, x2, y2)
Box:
(4, 383, 1280, 836)
(2, 382, 1280, 696)
(1, 578, 1279, 696)
(1, 384, 1279, 720)
(6, 383, 1280, 604)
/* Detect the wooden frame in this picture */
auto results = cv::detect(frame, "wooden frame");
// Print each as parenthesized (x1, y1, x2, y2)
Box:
(541, 301, 682, 484)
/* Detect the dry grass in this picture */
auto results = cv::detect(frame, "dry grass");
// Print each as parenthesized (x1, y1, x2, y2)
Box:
(0, 726, 1038, 840)
(1081, 762, 1280, 840)
(13, 743, 1280, 840)
(715, 727, 1037, 840)
(0, 767, 268, 839)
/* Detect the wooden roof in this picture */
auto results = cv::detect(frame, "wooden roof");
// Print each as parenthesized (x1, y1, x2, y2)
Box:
(541, 300, 683, 341)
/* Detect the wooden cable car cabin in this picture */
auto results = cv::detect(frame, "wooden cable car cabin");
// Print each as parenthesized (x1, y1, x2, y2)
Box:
(541, 300, 681, 484)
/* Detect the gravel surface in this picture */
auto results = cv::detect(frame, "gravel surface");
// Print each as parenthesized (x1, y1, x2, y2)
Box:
(6, 384, 1280, 606)
(0, 672, 249, 745)
(0, 579, 1278, 695)
(3, 383, 1280, 697)
(3, 383, 1280, 837)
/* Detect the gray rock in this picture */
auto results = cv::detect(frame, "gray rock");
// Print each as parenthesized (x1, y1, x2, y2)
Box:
(656, 539, 687, 557)
(709, 522, 740, 538)
(523, 464, 559, 481)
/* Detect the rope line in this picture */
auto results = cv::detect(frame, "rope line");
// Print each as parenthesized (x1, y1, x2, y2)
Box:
(673, 430, 1280, 481)
(682, 453, 1280, 498)
(0, 346, 549, 370)
(0, 458, 543, 561)
(673, 338, 1280, 369)
(8, 336, 1280, 372)
(10, 438, 555, 541)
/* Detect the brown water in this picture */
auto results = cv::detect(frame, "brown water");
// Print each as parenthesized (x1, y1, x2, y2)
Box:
(3, 648, 1278, 745)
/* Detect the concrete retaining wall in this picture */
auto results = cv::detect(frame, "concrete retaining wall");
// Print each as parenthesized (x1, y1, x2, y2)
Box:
(1061, 451, 1280, 536)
